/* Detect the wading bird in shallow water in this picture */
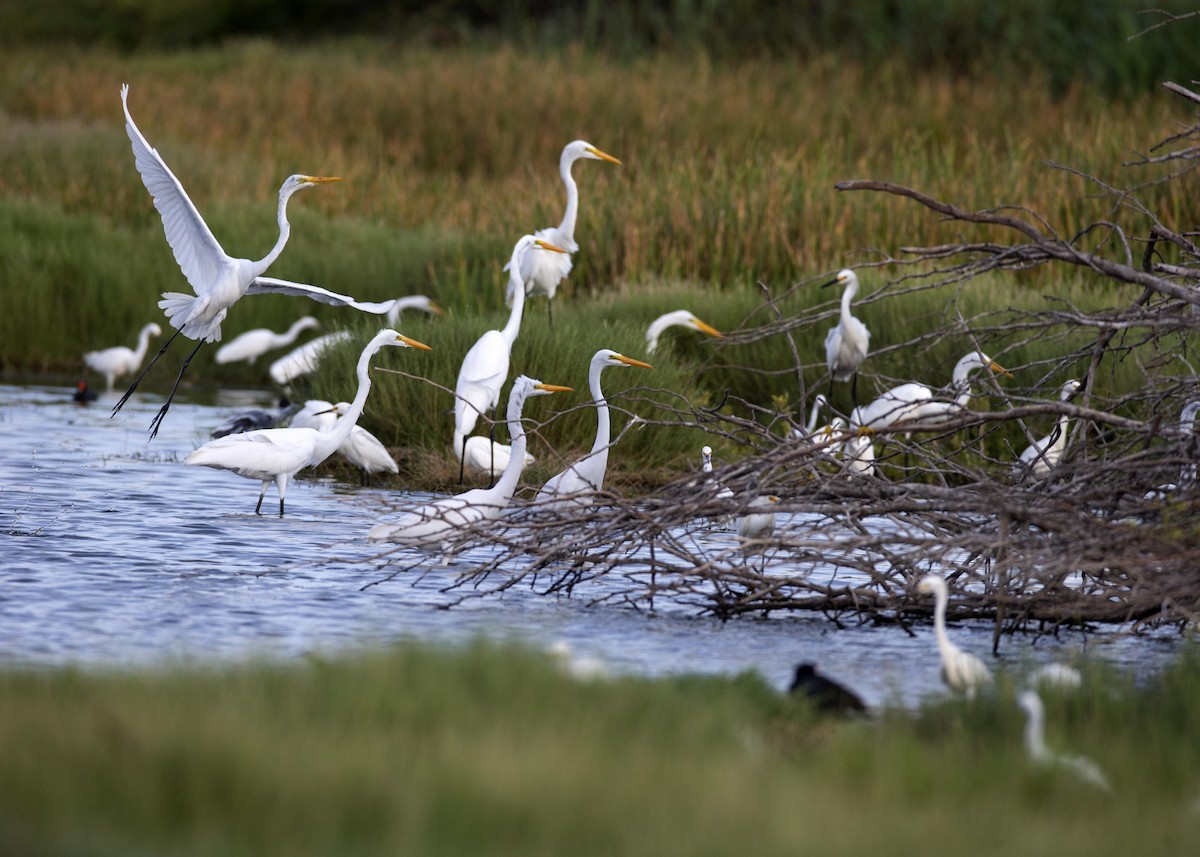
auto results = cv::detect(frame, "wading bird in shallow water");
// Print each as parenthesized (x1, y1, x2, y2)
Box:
(537, 349, 653, 512)
(1018, 690, 1111, 793)
(822, 269, 870, 403)
(644, 310, 723, 355)
(73, 381, 98, 404)
(369, 376, 571, 559)
(214, 316, 320, 365)
(916, 573, 993, 698)
(455, 236, 568, 481)
(1014, 379, 1082, 481)
(504, 140, 622, 324)
(185, 330, 429, 517)
(114, 84, 401, 438)
(83, 322, 161, 392)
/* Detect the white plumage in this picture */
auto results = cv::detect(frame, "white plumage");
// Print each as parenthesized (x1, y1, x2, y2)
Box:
(821, 269, 870, 395)
(644, 310, 723, 355)
(1018, 690, 1111, 792)
(214, 316, 320, 365)
(1015, 379, 1082, 480)
(268, 331, 352, 386)
(737, 494, 780, 541)
(384, 295, 443, 327)
(851, 350, 1009, 433)
(290, 399, 398, 476)
(83, 322, 161, 391)
(916, 573, 993, 698)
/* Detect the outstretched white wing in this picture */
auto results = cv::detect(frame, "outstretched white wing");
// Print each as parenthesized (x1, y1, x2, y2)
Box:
(121, 84, 227, 296)
(248, 276, 394, 314)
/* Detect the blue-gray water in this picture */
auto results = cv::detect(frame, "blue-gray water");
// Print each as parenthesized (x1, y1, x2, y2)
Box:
(0, 382, 1183, 707)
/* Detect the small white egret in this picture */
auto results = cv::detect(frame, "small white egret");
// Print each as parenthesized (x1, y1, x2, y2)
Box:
(644, 310, 723, 355)
(291, 399, 398, 477)
(852, 351, 1010, 434)
(795, 393, 829, 439)
(384, 295, 444, 327)
(916, 573, 993, 698)
(462, 436, 534, 478)
(547, 640, 612, 681)
(210, 399, 301, 438)
(455, 236, 568, 479)
(841, 429, 876, 476)
(214, 316, 320, 365)
(114, 85, 400, 437)
(537, 349, 653, 511)
(504, 140, 622, 323)
(1015, 379, 1082, 481)
(821, 269, 871, 401)
(185, 329, 429, 516)
(83, 322, 162, 391)
(368, 376, 571, 556)
(789, 663, 867, 715)
(701, 445, 735, 501)
(268, 331, 352, 387)
(1018, 689, 1112, 793)
(737, 494, 780, 541)
(1030, 663, 1083, 691)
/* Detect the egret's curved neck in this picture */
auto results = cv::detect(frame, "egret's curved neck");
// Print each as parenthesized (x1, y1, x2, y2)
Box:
(501, 270, 526, 346)
(590, 359, 610, 459)
(493, 388, 530, 499)
(557, 153, 581, 242)
(1023, 702, 1048, 759)
(932, 585, 953, 658)
(316, 339, 381, 458)
(133, 326, 156, 362)
(644, 315, 676, 354)
(280, 317, 311, 344)
(806, 399, 824, 434)
(839, 281, 858, 322)
(251, 186, 297, 278)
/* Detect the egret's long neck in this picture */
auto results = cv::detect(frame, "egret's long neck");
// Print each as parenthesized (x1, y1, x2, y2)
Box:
(589, 360, 611, 460)
(806, 399, 823, 434)
(493, 389, 530, 500)
(133, 326, 155, 363)
(840, 281, 857, 323)
(644, 316, 674, 354)
(501, 270, 526, 346)
(251, 187, 296, 278)
(316, 340, 380, 458)
(556, 154, 580, 242)
(932, 586, 953, 657)
(1024, 702, 1048, 759)
(279, 317, 309, 346)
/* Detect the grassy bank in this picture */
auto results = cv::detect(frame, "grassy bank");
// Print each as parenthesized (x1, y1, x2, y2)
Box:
(0, 641, 1197, 856)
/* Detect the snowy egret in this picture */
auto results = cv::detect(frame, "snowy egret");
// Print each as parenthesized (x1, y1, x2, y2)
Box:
(214, 316, 320, 365)
(185, 329, 429, 516)
(916, 573, 993, 698)
(368, 376, 571, 556)
(455, 236, 568, 479)
(644, 310, 723, 355)
(701, 445, 735, 500)
(268, 331, 352, 387)
(384, 295, 444, 327)
(83, 322, 161, 391)
(852, 351, 1009, 434)
(537, 349, 653, 511)
(1014, 379, 1081, 481)
(1018, 689, 1111, 792)
(210, 398, 301, 438)
(789, 663, 867, 714)
(737, 495, 780, 541)
(504, 140, 622, 322)
(114, 85, 399, 437)
(821, 269, 870, 401)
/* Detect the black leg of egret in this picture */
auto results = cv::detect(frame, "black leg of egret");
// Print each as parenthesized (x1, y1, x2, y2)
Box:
(487, 404, 499, 490)
(851, 372, 859, 406)
(458, 441, 466, 485)
(112, 327, 183, 417)
(255, 488, 266, 516)
(147, 339, 204, 440)
(278, 497, 285, 518)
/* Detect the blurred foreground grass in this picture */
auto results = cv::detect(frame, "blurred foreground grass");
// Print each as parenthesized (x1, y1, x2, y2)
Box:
(0, 641, 1198, 856)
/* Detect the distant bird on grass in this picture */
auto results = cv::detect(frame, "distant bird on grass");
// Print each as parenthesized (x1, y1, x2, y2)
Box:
(1018, 689, 1111, 793)
(789, 663, 867, 715)
(84, 322, 162, 392)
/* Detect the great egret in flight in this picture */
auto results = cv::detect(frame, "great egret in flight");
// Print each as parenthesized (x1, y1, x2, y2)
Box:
(185, 329, 429, 516)
(368, 376, 571, 556)
(114, 84, 401, 437)
(268, 331, 352, 387)
(789, 663, 867, 715)
(455, 236, 568, 479)
(821, 269, 870, 402)
(504, 140, 622, 323)
(83, 322, 162, 391)
(537, 349, 653, 511)
(644, 310, 723, 355)
(1014, 379, 1081, 481)
(852, 350, 1010, 434)
(1017, 690, 1111, 792)
(916, 574, 992, 698)
(214, 316, 320, 365)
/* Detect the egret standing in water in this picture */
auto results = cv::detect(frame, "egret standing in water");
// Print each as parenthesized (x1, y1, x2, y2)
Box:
(537, 349, 653, 512)
(214, 316, 320, 365)
(644, 310, 723, 355)
(1018, 690, 1111, 792)
(504, 140, 622, 324)
(916, 573, 993, 698)
(83, 322, 161, 391)
(455, 236, 569, 481)
(185, 329, 429, 516)
(852, 351, 1010, 434)
(369, 376, 571, 558)
(1014, 379, 1082, 481)
(114, 84, 399, 438)
(821, 269, 870, 403)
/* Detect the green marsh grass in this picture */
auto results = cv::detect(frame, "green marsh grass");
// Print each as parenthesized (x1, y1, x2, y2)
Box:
(0, 641, 1197, 856)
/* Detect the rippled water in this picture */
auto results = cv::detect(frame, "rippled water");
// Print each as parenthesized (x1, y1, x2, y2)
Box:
(0, 382, 1183, 707)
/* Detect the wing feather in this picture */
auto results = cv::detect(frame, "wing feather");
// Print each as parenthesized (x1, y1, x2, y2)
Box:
(248, 276, 393, 313)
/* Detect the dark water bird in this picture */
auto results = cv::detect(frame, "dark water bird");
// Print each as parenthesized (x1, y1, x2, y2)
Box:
(72, 381, 98, 403)
(789, 663, 867, 714)
(209, 398, 301, 439)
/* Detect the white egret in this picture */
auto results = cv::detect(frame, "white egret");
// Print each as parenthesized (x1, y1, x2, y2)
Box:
(737, 495, 780, 541)
(1015, 379, 1082, 481)
(841, 429, 876, 476)
(185, 329, 429, 516)
(537, 349, 653, 511)
(798, 394, 829, 439)
(1018, 690, 1112, 793)
(268, 331, 352, 387)
(384, 295, 444, 327)
(701, 445, 735, 501)
(789, 663, 867, 715)
(291, 399, 399, 477)
(644, 310, 723, 355)
(1146, 399, 1200, 498)
(504, 140, 622, 322)
(368, 376, 571, 555)
(1030, 663, 1083, 691)
(462, 436, 534, 478)
(210, 399, 301, 438)
(851, 350, 1010, 434)
(547, 640, 612, 682)
(214, 316, 320, 365)
(916, 574, 993, 698)
(821, 269, 871, 401)
(83, 322, 162, 391)
(114, 84, 399, 437)
(455, 236, 568, 479)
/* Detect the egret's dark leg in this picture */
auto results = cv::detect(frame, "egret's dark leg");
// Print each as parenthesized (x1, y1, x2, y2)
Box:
(851, 372, 859, 406)
(147, 339, 205, 440)
(112, 326, 182, 416)
(487, 404, 499, 490)
(278, 497, 285, 518)
(458, 444, 466, 485)
(826, 374, 834, 404)
(255, 483, 267, 515)
(547, 299, 553, 327)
